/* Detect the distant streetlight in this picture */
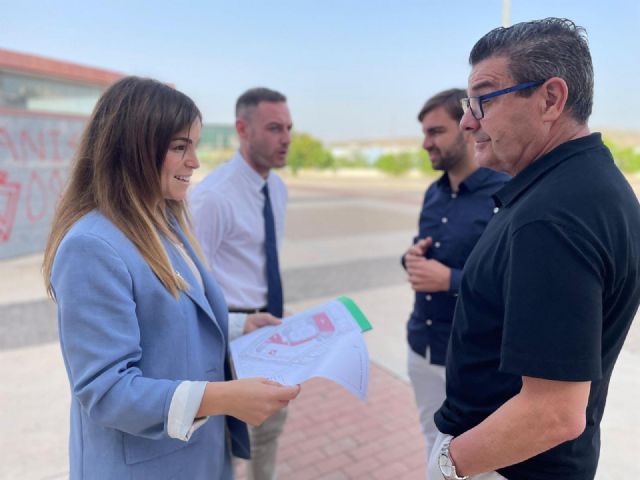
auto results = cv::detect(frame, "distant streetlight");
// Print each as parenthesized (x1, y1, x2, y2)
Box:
(502, 0, 511, 27)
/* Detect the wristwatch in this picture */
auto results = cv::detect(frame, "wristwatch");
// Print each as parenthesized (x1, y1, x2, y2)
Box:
(438, 437, 469, 480)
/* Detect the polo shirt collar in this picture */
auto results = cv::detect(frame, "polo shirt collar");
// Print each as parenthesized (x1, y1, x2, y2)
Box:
(232, 151, 270, 191)
(493, 133, 604, 208)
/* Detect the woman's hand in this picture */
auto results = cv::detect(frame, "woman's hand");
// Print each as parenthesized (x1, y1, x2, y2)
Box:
(198, 379, 300, 426)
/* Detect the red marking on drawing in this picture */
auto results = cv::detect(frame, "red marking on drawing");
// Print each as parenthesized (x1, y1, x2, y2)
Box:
(268, 333, 287, 345)
(267, 313, 336, 347)
(0, 171, 21, 242)
(314, 312, 336, 333)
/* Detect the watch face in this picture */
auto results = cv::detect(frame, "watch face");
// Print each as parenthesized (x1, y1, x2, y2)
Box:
(439, 452, 454, 476)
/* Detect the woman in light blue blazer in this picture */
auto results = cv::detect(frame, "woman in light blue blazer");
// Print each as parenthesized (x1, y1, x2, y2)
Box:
(42, 77, 299, 480)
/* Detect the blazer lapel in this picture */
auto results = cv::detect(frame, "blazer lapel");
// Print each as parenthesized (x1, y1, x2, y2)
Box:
(171, 226, 229, 340)
(162, 235, 223, 337)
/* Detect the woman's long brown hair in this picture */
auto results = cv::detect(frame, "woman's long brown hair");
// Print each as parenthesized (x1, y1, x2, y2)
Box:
(43, 76, 204, 298)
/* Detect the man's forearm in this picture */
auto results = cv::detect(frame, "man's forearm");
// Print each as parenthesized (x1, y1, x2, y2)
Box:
(449, 378, 589, 476)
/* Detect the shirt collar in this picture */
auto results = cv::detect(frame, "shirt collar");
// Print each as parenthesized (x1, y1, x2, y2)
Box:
(435, 167, 493, 193)
(460, 167, 493, 192)
(435, 172, 451, 190)
(493, 133, 604, 208)
(232, 151, 269, 191)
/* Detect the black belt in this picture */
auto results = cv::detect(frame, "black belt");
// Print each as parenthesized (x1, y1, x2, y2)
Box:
(228, 306, 268, 314)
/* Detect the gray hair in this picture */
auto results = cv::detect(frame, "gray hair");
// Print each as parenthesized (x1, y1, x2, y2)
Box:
(235, 87, 287, 119)
(469, 18, 593, 124)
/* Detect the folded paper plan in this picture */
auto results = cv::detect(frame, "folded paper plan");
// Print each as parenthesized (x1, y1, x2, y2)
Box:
(230, 296, 372, 400)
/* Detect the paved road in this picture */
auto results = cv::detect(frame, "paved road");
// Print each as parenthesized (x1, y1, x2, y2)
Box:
(1, 173, 638, 479)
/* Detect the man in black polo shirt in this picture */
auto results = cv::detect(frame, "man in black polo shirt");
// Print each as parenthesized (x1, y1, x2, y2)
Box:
(429, 18, 640, 480)
(403, 88, 508, 460)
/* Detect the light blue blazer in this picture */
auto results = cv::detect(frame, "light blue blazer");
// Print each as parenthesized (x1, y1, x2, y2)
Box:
(51, 211, 249, 480)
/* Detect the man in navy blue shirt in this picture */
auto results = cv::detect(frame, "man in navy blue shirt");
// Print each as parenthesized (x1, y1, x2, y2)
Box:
(402, 88, 509, 460)
(430, 19, 640, 480)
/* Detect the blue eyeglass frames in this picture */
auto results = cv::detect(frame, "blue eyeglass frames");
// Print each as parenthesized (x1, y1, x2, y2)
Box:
(461, 80, 546, 120)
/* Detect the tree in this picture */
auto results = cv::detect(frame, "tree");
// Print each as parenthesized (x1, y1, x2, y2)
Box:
(374, 152, 413, 176)
(334, 153, 370, 169)
(287, 133, 335, 174)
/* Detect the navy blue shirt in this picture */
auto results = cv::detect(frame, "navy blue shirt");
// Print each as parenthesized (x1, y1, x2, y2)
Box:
(404, 167, 509, 364)
(435, 134, 640, 479)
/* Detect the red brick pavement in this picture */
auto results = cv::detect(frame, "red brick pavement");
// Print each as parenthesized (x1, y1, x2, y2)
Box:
(235, 362, 426, 480)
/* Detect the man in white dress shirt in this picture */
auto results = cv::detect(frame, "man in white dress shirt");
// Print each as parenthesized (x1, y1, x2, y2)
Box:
(190, 87, 292, 480)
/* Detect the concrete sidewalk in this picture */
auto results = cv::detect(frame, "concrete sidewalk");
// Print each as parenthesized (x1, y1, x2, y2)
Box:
(235, 365, 426, 480)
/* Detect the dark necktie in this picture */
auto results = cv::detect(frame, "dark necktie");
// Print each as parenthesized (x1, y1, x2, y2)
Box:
(262, 183, 283, 317)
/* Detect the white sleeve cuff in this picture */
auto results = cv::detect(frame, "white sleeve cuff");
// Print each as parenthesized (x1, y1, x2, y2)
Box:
(167, 381, 209, 441)
(228, 313, 247, 341)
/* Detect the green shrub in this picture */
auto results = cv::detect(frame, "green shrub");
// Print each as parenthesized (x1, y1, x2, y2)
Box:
(604, 137, 640, 173)
(374, 152, 413, 176)
(417, 149, 434, 175)
(288, 133, 335, 174)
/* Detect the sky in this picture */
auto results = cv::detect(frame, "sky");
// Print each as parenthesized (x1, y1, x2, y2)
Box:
(1, 0, 638, 143)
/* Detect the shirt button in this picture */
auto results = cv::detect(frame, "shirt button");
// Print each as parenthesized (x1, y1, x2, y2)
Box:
(451, 193, 457, 199)
(493, 207, 500, 214)
(441, 217, 448, 223)
(425, 294, 432, 301)
(426, 319, 433, 326)
(434, 241, 441, 248)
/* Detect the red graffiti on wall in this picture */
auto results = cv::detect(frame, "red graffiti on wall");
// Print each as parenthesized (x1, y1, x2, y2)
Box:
(0, 171, 21, 242)
(0, 110, 85, 253)
(26, 171, 46, 223)
(24, 169, 66, 225)
(0, 126, 79, 163)
(48, 169, 64, 199)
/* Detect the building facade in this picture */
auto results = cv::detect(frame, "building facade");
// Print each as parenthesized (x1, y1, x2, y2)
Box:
(0, 48, 123, 259)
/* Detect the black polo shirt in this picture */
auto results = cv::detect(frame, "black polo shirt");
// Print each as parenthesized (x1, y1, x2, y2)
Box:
(434, 133, 640, 480)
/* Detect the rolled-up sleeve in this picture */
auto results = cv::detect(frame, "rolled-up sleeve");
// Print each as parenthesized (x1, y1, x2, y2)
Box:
(167, 381, 209, 441)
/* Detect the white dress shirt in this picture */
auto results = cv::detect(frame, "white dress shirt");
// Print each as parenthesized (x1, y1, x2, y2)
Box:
(189, 151, 288, 323)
